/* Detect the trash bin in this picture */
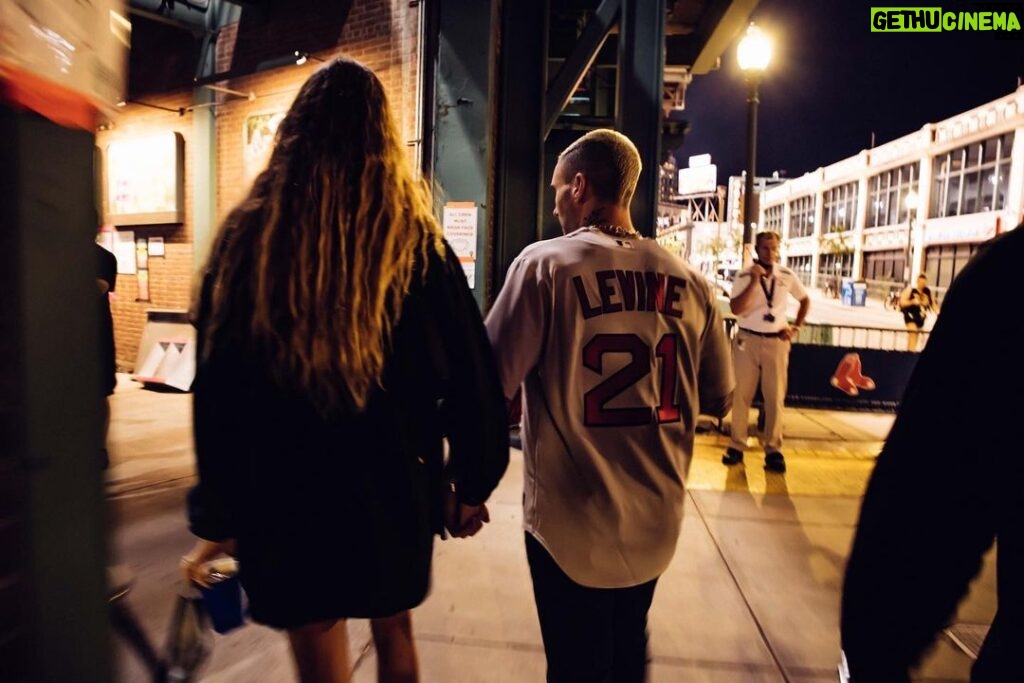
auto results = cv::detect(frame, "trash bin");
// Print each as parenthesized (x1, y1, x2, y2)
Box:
(840, 279, 854, 306)
(852, 281, 868, 306)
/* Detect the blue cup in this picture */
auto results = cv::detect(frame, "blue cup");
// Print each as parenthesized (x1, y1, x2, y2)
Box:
(199, 573, 245, 634)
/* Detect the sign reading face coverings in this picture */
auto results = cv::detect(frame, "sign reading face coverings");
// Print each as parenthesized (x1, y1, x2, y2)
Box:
(442, 202, 478, 288)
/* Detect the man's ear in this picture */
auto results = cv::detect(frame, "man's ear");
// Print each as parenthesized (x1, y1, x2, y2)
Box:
(571, 172, 586, 201)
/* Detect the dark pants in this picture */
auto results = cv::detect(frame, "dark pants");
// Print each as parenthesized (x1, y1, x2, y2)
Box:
(525, 533, 658, 683)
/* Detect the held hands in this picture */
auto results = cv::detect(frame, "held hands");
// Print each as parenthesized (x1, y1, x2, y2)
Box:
(181, 538, 237, 588)
(506, 389, 523, 427)
(443, 482, 491, 539)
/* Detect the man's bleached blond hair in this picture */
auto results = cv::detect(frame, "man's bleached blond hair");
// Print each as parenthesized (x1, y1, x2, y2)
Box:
(557, 129, 642, 206)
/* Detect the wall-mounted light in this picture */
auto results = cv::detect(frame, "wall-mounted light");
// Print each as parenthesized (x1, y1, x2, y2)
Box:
(255, 50, 326, 70)
(256, 51, 310, 71)
(293, 51, 326, 66)
(195, 50, 329, 91)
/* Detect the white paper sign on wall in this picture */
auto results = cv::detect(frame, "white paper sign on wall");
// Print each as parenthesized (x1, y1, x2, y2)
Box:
(442, 202, 478, 288)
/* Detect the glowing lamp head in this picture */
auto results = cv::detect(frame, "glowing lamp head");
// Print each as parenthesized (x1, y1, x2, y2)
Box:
(737, 23, 772, 73)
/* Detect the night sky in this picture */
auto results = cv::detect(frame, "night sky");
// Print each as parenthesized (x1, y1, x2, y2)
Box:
(678, 0, 1024, 180)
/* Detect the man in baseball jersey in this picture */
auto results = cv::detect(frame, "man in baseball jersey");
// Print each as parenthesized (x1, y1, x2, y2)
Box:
(485, 129, 734, 682)
(722, 230, 810, 473)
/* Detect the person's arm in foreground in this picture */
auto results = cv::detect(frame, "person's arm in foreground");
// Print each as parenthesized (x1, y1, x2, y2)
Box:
(433, 245, 510, 537)
(841, 242, 1005, 681)
(183, 269, 240, 584)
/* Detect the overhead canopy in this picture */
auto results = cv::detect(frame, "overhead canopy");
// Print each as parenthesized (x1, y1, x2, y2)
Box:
(126, 0, 354, 97)
(548, 0, 758, 74)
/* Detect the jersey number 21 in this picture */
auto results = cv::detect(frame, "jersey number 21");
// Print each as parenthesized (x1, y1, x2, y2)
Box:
(582, 333, 680, 427)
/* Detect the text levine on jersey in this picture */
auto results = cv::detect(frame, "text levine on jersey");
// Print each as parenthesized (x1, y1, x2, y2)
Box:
(573, 270, 686, 320)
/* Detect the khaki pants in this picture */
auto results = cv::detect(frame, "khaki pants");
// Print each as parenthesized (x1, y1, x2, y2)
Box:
(729, 331, 790, 454)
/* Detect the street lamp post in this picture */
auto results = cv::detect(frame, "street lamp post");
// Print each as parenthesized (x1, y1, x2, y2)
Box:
(715, 186, 725, 282)
(903, 189, 919, 283)
(737, 23, 772, 264)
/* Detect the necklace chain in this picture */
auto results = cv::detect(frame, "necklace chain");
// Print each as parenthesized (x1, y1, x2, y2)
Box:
(586, 223, 640, 239)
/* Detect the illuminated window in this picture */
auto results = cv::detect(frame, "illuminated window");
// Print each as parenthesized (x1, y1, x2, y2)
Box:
(822, 181, 858, 233)
(785, 254, 813, 286)
(787, 196, 816, 238)
(763, 205, 783, 233)
(818, 252, 853, 279)
(930, 132, 1013, 218)
(867, 162, 919, 228)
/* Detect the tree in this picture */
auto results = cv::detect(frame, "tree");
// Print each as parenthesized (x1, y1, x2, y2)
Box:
(817, 231, 855, 295)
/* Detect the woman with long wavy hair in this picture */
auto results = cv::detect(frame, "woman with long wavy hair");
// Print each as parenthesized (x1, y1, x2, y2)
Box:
(180, 58, 509, 683)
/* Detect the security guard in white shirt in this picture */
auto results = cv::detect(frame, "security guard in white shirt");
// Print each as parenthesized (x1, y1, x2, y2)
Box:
(723, 230, 810, 473)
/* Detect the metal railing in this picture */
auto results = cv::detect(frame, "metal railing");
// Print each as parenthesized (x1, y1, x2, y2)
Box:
(721, 312, 931, 352)
(796, 322, 929, 351)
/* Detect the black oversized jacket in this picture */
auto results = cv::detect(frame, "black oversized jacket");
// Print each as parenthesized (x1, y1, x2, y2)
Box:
(842, 225, 1024, 681)
(187, 240, 509, 628)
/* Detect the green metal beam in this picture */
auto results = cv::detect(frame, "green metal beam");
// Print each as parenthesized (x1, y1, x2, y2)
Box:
(543, 0, 620, 136)
(431, 0, 496, 308)
(617, 0, 666, 238)
(192, 0, 241, 272)
(492, 0, 549, 296)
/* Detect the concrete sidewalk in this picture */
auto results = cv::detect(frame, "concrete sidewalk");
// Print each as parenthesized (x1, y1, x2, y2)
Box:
(106, 377, 991, 682)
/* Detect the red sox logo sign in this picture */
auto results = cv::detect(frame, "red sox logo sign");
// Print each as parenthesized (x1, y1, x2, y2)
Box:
(830, 353, 875, 397)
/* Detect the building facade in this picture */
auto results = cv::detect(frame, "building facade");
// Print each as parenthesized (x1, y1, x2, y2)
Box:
(760, 86, 1024, 299)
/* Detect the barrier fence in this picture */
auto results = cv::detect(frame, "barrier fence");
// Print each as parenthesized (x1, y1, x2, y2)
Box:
(723, 319, 930, 353)
(796, 323, 930, 352)
(722, 319, 926, 412)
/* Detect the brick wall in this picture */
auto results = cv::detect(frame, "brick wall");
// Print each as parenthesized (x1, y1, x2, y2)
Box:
(96, 92, 197, 370)
(99, 0, 421, 369)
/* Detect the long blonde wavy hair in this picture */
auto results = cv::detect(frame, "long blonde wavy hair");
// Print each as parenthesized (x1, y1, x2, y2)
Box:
(200, 58, 444, 414)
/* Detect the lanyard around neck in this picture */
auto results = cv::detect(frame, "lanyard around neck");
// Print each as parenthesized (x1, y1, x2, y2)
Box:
(759, 273, 776, 308)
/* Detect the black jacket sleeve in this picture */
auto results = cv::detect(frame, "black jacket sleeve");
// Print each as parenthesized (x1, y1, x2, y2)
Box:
(841, 230, 1021, 681)
(186, 269, 239, 541)
(427, 243, 509, 506)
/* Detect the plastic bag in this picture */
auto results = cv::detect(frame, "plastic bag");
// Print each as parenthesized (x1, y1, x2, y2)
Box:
(163, 588, 211, 682)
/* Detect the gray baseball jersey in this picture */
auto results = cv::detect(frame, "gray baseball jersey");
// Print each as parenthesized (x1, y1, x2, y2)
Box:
(485, 227, 733, 588)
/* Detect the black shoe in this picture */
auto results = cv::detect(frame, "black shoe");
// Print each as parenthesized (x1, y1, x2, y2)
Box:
(722, 448, 744, 465)
(765, 451, 786, 473)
